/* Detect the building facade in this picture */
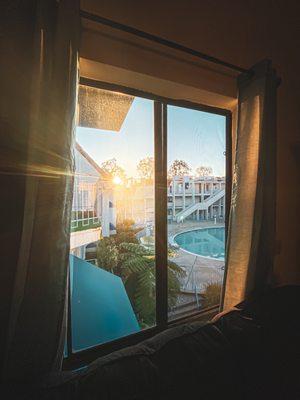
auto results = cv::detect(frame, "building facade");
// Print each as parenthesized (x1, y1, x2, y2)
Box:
(115, 175, 225, 227)
(168, 176, 225, 222)
(115, 179, 154, 227)
(70, 143, 116, 259)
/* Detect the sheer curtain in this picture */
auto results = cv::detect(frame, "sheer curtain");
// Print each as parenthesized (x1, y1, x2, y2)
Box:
(223, 60, 279, 309)
(3, 0, 79, 383)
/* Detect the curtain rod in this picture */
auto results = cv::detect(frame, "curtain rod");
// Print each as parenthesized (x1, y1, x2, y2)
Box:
(80, 10, 249, 75)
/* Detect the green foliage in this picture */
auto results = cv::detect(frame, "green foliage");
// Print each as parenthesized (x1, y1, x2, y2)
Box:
(96, 238, 119, 273)
(126, 266, 156, 327)
(202, 281, 222, 308)
(114, 231, 139, 245)
(168, 246, 178, 258)
(114, 219, 140, 245)
(116, 219, 135, 231)
(96, 221, 184, 327)
(168, 261, 185, 308)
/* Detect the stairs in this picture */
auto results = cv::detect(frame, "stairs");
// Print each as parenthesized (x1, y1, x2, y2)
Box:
(175, 189, 225, 222)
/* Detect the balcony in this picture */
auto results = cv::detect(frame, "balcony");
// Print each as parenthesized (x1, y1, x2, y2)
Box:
(70, 211, 102, 250)
(71, 210, 101, 232)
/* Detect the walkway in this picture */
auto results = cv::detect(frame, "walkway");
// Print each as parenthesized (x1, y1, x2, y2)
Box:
(168, 220, 225, 293)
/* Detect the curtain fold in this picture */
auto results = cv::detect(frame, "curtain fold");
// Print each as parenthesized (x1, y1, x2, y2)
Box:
(3, 0, 80, 383)
(223, 60, 279, 310)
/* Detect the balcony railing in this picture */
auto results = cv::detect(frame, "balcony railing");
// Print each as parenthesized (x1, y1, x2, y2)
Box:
(71, 210, 101, 233)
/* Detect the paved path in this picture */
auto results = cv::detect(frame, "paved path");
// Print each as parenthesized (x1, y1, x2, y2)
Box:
(168, 221, 225, 293)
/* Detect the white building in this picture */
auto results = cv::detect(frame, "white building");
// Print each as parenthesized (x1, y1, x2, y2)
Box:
(115, 179, 154, 227)
(115, 175, 225, 227)
(70, 143, 116, 259)
(168, 176, 225, 222)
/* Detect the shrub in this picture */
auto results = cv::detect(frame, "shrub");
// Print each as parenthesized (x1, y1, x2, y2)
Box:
(97, 220, 183, 327)
(202, 281, 222, 308)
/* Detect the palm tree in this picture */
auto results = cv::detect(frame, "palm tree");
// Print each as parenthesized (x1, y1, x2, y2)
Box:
(97, 238, 184, 327)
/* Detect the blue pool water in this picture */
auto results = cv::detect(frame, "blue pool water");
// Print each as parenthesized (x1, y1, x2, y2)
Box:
(174, 227, 225, 260)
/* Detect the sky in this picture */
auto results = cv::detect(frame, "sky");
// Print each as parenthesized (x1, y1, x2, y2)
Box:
(76, 97, 226, 178)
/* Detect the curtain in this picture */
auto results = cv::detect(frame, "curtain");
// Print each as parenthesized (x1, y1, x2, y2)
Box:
(2, 0, 80, 383)
(223, 60, 279, 310)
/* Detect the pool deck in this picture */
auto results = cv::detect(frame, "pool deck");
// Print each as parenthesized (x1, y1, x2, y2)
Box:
(168, 221, 225, 294)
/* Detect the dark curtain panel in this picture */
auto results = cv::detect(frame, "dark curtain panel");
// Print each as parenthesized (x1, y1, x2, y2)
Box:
(1, 0, 80, 383)
(0, 0, 37, 377)
(224, 60, 279, 309)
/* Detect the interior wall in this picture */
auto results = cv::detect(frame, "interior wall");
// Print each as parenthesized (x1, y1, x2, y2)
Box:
(80, 0, 300, 284)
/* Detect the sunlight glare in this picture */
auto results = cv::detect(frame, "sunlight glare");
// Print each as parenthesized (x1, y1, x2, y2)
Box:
(113, 176, 123, 185)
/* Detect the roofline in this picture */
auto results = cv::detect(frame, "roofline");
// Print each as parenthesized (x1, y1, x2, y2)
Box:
(75, 142, 110, 179)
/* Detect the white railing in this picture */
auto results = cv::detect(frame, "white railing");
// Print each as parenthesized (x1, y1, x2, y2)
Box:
(71, 209, 100, 231)
(175, 189, 225, 222)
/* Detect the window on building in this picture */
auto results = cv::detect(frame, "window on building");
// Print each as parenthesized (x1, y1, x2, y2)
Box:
(65, 80, 230, 365)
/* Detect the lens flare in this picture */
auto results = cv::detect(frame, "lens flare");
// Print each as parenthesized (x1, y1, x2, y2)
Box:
(113, 176, 123, 185)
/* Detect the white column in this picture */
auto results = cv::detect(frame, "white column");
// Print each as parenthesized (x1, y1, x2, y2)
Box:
(192, 180, 195, 204)
(182, 178, 186, 210)
(172, 179, 176, 220)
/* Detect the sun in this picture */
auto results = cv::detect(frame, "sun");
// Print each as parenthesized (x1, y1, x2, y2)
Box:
(113, 176, 123, 185)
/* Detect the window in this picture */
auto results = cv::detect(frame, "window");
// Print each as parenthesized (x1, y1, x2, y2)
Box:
(65, 79, 231, 367)
(167, 105, 226, 320)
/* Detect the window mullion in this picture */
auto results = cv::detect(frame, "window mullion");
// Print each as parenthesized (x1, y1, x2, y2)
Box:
(154, 101, 168, 329)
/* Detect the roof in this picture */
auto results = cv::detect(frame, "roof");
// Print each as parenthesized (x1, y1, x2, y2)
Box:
(75, 142, 110, 179)
(78, 85, 134, 131)
(69, 255, 140, 352)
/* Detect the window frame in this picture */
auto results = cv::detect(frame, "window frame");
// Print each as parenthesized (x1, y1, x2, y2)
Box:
(64, 77, 232, 370)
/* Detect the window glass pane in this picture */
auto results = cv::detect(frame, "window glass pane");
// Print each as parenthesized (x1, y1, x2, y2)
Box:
(167, 105, 226, 321)
(69, 87, 155, 352)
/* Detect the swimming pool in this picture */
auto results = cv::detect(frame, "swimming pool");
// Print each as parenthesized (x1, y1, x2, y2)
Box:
(174, 227, 225, 260)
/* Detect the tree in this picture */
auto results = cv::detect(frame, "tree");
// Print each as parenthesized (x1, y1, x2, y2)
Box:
(96, 238, 119, 273)
(168, 160, 191, 177)
(101, 158, 126, 180)
(97, 222, 184, 327)
(114, 219, 139, 245)
(196, 165, 213, 177)
(137, 157, 154, 180)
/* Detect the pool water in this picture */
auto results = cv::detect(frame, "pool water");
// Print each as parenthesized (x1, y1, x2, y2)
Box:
(174, 227, 225, 260)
